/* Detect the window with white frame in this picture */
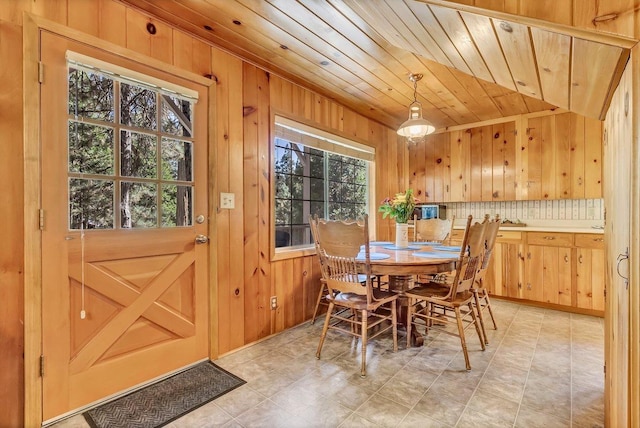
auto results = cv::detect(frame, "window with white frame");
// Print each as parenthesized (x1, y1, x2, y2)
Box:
(274, 117, 374, 249)
(66, 52, 198, 230)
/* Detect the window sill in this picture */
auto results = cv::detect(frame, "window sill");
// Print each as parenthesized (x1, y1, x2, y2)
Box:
(272, 245, 317, 261)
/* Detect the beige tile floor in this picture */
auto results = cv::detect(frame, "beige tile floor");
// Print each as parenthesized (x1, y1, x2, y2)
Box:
(53, 299, 604, 428)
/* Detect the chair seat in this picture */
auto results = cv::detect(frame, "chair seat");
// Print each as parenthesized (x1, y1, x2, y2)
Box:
(330, 289, 398, 309)
(406, 283, 474, 307)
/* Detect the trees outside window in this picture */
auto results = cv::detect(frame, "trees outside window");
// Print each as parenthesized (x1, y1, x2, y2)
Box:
(274, 134, 369, 249)
(67, 64, 195, 230)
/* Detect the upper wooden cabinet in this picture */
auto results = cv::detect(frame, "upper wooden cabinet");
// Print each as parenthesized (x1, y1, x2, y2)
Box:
(409, 111, 603, 202)
(524, 113, 602, 200)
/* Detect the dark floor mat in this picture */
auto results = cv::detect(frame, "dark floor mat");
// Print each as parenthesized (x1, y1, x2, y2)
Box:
(84, 361, 245, 428)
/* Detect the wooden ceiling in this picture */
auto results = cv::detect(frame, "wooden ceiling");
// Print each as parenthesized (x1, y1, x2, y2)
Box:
(121, 0, 636, 131)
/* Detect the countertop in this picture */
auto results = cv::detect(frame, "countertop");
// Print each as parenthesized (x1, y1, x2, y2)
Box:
(452, 225, 604, 234)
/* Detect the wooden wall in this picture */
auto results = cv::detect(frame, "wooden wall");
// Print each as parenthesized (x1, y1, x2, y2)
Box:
(0, 19, 25, 428)
(0, 1, 407, 425)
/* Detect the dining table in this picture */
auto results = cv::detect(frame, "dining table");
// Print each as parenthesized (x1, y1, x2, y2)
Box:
(356, 241, 460, 346)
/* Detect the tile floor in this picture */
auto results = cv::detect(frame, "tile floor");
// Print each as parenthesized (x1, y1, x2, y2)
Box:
(54, 299, 604, 428)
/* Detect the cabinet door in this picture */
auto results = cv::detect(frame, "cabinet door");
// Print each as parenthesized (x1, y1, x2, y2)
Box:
(526, 244, 572, 305)
(524, 245, 544, 301)
(576, 247, 605, 311)
(504, 243, 523, 299)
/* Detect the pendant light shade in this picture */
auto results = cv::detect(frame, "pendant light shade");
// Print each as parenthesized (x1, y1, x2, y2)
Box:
(397, 74, 434, 144)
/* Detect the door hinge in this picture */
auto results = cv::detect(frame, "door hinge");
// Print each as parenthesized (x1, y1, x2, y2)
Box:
(38, 62, 44, 84)
(40, 355, 45, 377)
(39, 209, 45, 230)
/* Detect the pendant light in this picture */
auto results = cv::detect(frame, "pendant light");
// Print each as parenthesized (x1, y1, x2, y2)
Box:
(397, 73, 435, 144)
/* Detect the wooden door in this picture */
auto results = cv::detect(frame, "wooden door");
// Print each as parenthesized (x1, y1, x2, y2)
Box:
(40, 33, 210, 420)
(603, 60, 632, 426)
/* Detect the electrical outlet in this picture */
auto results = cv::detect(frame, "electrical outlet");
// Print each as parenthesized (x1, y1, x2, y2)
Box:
(220, 192, 235, 209)
(270, 296, 277, 310)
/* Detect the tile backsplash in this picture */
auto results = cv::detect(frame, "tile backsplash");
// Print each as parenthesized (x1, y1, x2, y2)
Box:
(444, 199, 604, 223)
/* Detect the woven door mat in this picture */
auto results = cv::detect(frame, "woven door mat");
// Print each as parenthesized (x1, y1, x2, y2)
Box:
(84, 361, 245, 428)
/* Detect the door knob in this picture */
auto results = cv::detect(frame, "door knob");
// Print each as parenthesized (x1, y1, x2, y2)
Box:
(195, 234, 209, 244)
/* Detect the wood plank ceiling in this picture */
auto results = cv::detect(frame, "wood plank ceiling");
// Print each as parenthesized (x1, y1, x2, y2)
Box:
(121, 0, 636, 131)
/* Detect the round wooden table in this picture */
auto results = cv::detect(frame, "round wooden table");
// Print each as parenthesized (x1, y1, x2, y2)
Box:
(358, 244, 458, 346)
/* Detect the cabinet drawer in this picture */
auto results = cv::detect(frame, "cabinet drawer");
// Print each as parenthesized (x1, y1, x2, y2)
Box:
(527, 232, 574, 247)
(495, 230, 522, 243)
(575, 233, 605, 249)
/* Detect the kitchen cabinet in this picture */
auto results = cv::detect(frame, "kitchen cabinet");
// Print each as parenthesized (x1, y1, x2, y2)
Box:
(575, 233, 606, 311)
(525, 232, 573, 306)
(409, 111, 603, 203)
(485, 231, 524, 299)
(521, 113, 602, 200)
(453, 228, 605, 315)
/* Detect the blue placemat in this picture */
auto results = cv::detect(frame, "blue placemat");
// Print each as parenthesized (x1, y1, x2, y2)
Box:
(412, 241, 441, 246)
(412, 251, 457, 259)
(431, 245, 462, 252)
(369, 241, 392, 246)
(383, 244, 422, 250)
(356, 252, 391, 261)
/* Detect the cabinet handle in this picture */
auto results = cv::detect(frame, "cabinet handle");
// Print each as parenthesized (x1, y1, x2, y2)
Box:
(564, 254, 569, 263)
(497, 234, 503, 238)
(593, 238, 603, 242)
(543, 236, 555, 240)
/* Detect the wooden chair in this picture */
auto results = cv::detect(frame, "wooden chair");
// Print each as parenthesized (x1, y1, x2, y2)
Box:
(311, 214, 398, 377)
(472, 215, 501, 344)
(413, 216, 452, 242)
(405, 215, 487, 370)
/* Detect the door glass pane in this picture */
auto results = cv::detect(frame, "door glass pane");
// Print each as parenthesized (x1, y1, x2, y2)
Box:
(161, 184, 193, 227)
(120, 82, 157, 130)
(69, 178, 114, 230)
(120, 181, 157, 228)
(68, 121, 114, 175)
(68, 68, 114, 122)
(120, 130, 157, 179)
(161, 138, 193, 181)
(161, 95, 193, 137)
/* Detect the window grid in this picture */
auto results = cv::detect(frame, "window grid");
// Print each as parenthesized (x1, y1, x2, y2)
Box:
(67, 65, 195, 230)
(275, 137, 369, 249)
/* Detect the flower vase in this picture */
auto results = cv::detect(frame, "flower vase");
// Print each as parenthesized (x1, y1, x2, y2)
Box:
(395, 222, 409, 248)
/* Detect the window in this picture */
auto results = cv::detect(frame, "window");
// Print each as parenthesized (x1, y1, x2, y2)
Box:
(67, 54, 197, 230)
(274, 117, 374, 250)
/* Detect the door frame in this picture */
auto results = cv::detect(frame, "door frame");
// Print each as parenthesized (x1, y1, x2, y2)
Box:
(23, 14, 217, 427)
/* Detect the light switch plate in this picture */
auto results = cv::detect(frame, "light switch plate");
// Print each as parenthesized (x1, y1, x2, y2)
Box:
(220, 192, 235, 209)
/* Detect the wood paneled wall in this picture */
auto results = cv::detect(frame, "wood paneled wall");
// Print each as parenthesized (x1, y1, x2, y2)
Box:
(0, 19, 25, 428)
(0, 1, 407, 425)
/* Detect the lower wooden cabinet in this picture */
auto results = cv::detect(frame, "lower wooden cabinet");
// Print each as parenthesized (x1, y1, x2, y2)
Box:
(462, 228, 605, 315)
(575, 234, 606, 311)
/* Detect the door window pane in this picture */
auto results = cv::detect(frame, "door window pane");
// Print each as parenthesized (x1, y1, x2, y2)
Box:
(68, 121, 114, 175)
(162, 184, 193, 227)
(68, 68, 114, 122)
(120, 82, 157, 130)
(69, 178, 114, 229)
(121, 181, 157, 228)
(161, 138, 193, 181)
(120, 131, 157, 179)
(161, 95, 193, 137)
